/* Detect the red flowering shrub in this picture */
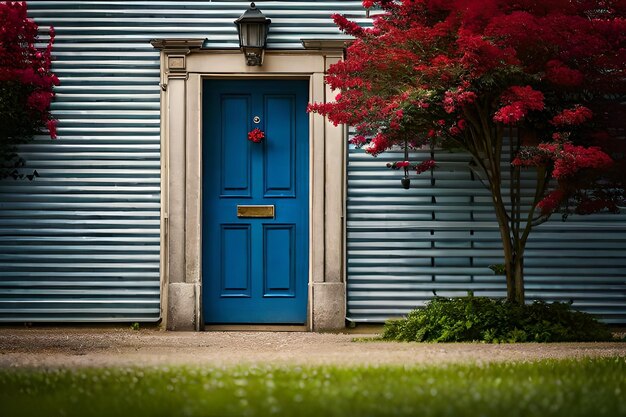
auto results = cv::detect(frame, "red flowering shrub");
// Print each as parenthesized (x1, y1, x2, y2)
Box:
(414, 159, 437, 174)
(537, 189, 566, 214)
(493, 86, 544, 124)
(309, 0, 625, 304)
(386, 159, 436, 174)
(550, 106, 594, 126)
(545, 60, 584, 87)
(0, 1, 59, 179)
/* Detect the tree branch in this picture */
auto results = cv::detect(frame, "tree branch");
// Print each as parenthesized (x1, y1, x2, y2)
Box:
(525, 168, 551, 237)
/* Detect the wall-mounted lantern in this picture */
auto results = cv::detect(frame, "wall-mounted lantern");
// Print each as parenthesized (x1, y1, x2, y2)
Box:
(234, 2, 271, 66)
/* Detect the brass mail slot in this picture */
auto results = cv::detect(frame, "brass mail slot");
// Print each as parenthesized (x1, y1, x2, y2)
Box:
(237, 205, 275, 218)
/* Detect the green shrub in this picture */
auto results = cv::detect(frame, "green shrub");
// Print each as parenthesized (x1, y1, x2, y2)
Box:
(382, 295, 615, 343)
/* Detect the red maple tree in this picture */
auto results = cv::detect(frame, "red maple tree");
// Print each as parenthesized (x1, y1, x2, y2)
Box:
(309, 0, 626, 304)
(0, 1, 59, 179)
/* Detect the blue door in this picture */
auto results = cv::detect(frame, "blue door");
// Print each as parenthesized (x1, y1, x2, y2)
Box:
(202, 79, 309, 324)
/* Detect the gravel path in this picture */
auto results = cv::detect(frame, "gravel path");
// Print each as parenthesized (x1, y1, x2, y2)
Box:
(0, 328, 624, 368)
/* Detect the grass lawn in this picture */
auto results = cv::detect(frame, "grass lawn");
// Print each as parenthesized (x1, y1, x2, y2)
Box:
(0, 357, 624, 417)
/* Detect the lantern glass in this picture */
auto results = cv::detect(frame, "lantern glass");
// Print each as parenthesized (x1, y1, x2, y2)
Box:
(239, 22, 267, 48)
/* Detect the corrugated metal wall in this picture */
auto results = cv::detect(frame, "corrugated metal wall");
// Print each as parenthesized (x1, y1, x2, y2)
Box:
(346, 145, 626, 324)
(0, 1, 368, 322)
(3, 1, 623, 324)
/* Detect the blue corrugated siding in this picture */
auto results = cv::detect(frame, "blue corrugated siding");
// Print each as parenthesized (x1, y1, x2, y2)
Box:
(0, 1, 367, 322)
(2, 1, 623, 324)
(347, 145, 626, 324)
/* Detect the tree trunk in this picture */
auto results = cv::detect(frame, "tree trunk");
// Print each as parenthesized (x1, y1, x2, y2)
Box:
(501, 242, 526, 305)
(510, 252, 525, 305)
(489, 127, 528, 306)
(465, 112, 535, 306)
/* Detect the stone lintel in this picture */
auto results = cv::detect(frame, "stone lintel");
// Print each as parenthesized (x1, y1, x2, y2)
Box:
(151, 38, 206, 53)
(301, 38, 353, 51)
(151, 38, 206, 73)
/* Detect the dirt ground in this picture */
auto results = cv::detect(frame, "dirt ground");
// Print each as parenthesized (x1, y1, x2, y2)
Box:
(0, 327, 624, 368)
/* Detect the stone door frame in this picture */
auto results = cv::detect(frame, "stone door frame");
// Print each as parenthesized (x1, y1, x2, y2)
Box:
(152, 39, 347, 331)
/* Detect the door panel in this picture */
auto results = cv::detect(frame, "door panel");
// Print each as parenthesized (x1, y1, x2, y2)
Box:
(263, 224, 295, 297)
(202, 79, 309, 324)
(220, 225, 251, 297)
(264, 95, 295, 196)
(220, 96, 251, 196)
